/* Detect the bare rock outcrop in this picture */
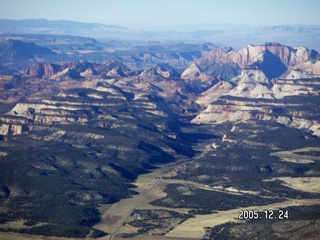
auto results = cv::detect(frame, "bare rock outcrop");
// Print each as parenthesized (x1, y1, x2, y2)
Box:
(140, 65, 180, 79)
(192, 95, 320, 137)
(196, 81, 234, 106)
(23, 63, 60, 78)
(181, 63, 213, 82)
(193, 43, 318, 79)
(20, 60, 132, 80)
(285, 61, 320, 79)
(195, 65, 320, 107)
(0, 123, 29, 135)
(228, 69, 274, 99)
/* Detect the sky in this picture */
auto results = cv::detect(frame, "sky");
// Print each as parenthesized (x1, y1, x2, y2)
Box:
(1, 0, 320, 29)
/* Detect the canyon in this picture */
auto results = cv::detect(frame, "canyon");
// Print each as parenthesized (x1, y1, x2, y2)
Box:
(0, 38, 319, 240)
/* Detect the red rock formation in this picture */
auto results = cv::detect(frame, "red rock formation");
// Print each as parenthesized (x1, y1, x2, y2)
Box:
(24, 63, 60, 78)
(194, 43, 318, 79)
(198, 43, 317, 68)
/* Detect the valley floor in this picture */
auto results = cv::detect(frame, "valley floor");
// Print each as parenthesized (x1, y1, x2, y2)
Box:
(96, 148, 320, 239)
(1, 145, 320, 240)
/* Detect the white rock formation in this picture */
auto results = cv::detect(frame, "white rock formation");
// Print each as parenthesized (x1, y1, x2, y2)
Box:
(228, 69, 274, 99)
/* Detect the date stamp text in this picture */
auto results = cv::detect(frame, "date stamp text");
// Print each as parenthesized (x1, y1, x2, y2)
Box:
(238, 209, 289, 220)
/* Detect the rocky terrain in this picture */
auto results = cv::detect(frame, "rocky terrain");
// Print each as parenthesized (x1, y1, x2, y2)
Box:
(0, 37, 214, 76)
(0, 40, 319, 239)
(184, 42, 319, 80)
(184, 43, 320, 137)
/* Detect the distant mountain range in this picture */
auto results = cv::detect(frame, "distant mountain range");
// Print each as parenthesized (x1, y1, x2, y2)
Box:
(1, 19, 320, 51)
(0, 18, 128, 34)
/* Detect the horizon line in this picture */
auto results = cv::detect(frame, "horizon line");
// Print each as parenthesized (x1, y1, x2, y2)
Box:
(1, 18, 320, 29)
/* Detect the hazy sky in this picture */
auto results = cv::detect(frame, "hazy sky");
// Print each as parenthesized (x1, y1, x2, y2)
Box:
(1, 0, 320, 28)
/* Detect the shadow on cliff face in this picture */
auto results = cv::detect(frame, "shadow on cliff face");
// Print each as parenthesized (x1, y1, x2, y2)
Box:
(255, 50, 288, 79)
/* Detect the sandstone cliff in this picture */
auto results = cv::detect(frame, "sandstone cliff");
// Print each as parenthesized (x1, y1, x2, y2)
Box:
(285, 61, 320, 79)
(228, 69, 274, 99)
(192, 95, 320, 137)
(181, 63, 214, 82)
(20, 60, 132, 80)
(196, 66, 320, 108)
(0, 123, 28, 135)
(140, 65, 180, 79)
(192, 51, 320, 137)
(193, 43, 318, 79)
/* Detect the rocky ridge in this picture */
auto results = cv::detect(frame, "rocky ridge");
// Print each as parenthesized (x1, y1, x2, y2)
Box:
(21, 60, 132, 80)
(192, 43, 319, 80)
(1, 42, 320, 138)
(0, 61, 196, 137)
(186, 43, 320, 137)
(192, 71, 320, 136)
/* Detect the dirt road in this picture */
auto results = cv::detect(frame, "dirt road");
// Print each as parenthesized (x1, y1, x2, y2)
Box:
(109, 178, 161, 240)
